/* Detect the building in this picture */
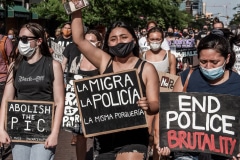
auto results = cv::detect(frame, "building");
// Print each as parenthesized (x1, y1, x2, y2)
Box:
(0, 0, 43, 34)
(180, 0, 204, 17)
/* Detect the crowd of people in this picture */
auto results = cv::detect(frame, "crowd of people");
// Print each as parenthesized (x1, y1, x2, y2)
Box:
(0, 2, 240, 160)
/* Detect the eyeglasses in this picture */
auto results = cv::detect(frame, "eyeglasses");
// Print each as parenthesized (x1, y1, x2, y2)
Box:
(17, 36, 37, 44)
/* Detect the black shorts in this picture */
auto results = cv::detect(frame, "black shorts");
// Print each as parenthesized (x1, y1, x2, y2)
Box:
(94, 144, 148, 160)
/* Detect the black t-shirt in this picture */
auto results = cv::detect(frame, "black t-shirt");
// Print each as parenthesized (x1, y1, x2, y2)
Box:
(63, 43, 81, 72)
(14, 56, 54, 101)
(196, 30, 208, 41)
(55, 36, 72, 47)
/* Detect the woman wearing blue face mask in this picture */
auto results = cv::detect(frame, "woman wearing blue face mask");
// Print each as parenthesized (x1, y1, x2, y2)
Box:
(173, 29, 240, 159)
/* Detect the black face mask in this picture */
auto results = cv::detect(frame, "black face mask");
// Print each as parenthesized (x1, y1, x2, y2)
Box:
(168, 32, 174, 37)
(108, 41, 135, 58)
(182, 32, 188, 37)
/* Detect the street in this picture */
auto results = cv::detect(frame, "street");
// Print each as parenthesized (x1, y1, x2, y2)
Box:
(3, 130, 93, 160)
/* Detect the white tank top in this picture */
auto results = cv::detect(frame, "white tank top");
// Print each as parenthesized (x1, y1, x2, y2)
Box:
(142, 51, 170, 73)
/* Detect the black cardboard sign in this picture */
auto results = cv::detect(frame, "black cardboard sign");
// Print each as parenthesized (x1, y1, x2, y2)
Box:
(159, 92, 240, 158)
(6, 100, 55, 143)
(74, 69, 147, 137)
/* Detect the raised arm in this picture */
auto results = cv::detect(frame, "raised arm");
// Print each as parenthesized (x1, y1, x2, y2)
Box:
(71, 10, 110, 73)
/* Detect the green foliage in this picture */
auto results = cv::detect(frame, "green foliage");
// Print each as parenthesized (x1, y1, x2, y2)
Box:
(30, 0, 192, 29)
(30, 0, 68, 22)
(82, 0, 192, 29)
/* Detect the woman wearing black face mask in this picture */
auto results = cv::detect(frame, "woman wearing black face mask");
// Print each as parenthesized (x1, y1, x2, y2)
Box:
(71, 6, 170, 160)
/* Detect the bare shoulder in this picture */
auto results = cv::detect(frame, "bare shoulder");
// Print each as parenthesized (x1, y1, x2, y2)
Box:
(142, 61, 157, 73)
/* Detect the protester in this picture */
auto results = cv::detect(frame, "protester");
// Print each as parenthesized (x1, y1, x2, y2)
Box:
(44, 28, 54, 54)
(0, 22, 64, 160)
(0, 30, 13, 103)
(172, 29, 240, 160)
(62, 29, 102, 160)
(69, 30, 102, 160)
(213, 17, 224, 29)
(141, 26, 176, 160)
(71, 7, 170, 160)
(7, 28, 18, 47)
(139, 20, 170, 54)
(54, 27, 62, 40)
(55, 22, 72, 47)
(196, 25, 209, 46)
(165, 26, 178, 41)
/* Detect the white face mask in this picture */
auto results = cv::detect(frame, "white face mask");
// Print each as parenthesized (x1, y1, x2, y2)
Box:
(8, 35, 13, 40)
(149, 41, 161, 51)
(18, 40, 37, 57)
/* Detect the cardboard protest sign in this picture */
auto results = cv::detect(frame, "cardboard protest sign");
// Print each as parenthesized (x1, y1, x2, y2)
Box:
(62, 74, 83, 132)
(51, 40, 65, 63)
(158, 72, 179, 92)
(159, 92, 240, 158)
(74, 69, 147, 137)
(6, 100, 55, 143)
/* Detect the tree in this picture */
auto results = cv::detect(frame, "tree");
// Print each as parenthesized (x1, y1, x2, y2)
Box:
(30, 0, 192, 29)
(82, 0, 192, 29)
(30, 0, 68, 22)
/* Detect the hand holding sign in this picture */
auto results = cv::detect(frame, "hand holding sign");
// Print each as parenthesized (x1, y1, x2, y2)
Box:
(0, 130, 11, 145)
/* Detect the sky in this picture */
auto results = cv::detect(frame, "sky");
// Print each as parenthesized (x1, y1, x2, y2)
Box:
(203, 0, 240, 26)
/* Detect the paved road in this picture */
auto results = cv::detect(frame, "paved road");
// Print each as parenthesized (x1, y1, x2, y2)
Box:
(3, 130, 93, 160)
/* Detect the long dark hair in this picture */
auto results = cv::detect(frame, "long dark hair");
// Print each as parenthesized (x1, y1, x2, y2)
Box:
(9, 23, 52, 81)
(102, 21, 139, 57)
(197, 29, 235, 69)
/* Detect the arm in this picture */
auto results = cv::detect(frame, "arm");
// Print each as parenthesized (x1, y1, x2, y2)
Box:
(169, 53, 176, 75)
(71, 10, 110, 73)
(137, 62, 159, 114)
(45, 60, 65, 148)
(0, 63, 15, 144)
(173, 76, 183, 92)
(61, 56, 68, 72)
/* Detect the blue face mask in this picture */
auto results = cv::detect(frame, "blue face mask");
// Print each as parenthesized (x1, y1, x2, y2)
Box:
(200, 62, 225, 80)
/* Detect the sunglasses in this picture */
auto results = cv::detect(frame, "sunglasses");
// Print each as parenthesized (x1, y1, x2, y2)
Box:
(17, 36, 37, 44)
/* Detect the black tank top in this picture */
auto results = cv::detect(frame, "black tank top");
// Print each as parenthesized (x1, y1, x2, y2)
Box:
(94, 58, 149, 154)
(14, 56, 54, 101)
(103, 58, 146, 96)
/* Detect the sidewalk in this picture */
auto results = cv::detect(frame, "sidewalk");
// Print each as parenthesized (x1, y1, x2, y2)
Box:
(4, 130, 93, 160)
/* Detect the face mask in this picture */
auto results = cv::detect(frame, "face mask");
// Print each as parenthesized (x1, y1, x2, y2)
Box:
(62, 29, 71, 37)
(8, 35, 13, 39)
(182, 32, 188, 37)
(149, 41, 161, 51)
(199, 62, 225, 80)
(108, 41, 135, 58)
(18, 40, 37, 57)
(168, 32, 174, 37)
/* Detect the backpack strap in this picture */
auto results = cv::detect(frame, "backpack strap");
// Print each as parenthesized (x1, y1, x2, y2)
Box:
(182, 68, 194, 92)
(0, 36, 9, 65)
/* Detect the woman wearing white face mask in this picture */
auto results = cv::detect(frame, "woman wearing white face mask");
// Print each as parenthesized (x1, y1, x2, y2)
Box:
(0, 23, 65, 160)
(141, 27, 176, 160)
(143, 27, 176, 74)
(173, 29, 240, 160)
